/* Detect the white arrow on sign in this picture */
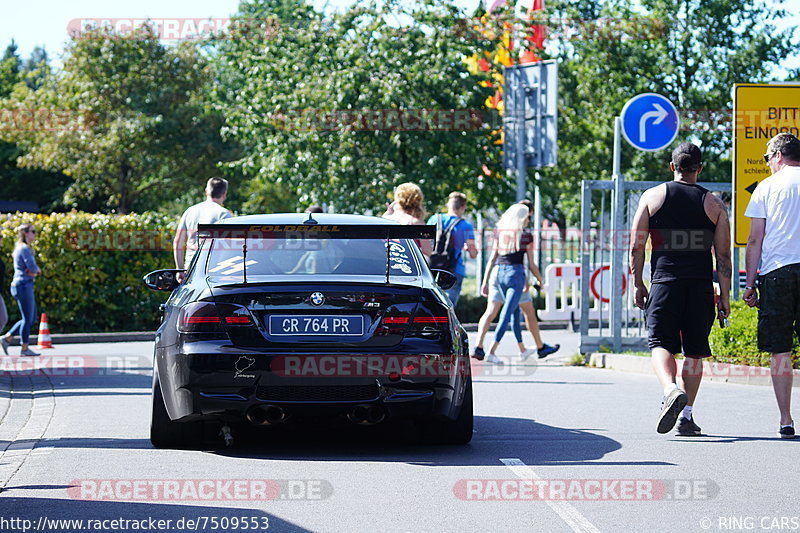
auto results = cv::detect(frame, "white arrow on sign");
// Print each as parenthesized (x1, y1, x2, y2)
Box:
(638, 103, 668, 143)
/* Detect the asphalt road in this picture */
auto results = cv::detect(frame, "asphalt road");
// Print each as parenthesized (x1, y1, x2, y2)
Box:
(0, 331, 798, 533)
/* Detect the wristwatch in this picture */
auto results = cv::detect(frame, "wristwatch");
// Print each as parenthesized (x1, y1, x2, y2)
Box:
(744, 286, 756, 290)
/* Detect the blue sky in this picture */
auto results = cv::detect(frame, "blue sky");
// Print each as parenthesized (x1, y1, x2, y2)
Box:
(2, 0, 797, 69)
(2, 0, 460, 61)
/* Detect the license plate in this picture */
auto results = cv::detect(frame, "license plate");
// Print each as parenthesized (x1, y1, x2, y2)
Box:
(268, 315, 364, 336)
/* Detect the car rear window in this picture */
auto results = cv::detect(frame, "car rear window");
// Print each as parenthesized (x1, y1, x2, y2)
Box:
(205, 237, 421, 278)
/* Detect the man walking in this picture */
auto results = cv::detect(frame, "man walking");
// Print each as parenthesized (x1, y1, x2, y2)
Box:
(427, 192, 478, 306)
(630, 142, 731, 435)
(173, 177, 232, 276)
(743, 132, 800, 439)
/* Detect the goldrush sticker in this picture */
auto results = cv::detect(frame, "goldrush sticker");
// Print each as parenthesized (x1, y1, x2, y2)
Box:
(391, 263, 412, 274)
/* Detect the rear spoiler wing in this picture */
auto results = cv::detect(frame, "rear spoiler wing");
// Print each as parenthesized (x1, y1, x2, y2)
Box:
(196, 222, 435, 284)
(197, 223, 434, 240)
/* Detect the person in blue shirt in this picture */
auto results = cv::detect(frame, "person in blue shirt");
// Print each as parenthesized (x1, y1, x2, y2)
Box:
(1, 224, 42, 356)
(427, 192, 478, 306)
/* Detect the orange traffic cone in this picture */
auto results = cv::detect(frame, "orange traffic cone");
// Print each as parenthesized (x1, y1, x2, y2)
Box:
(36, 313, 54, 349)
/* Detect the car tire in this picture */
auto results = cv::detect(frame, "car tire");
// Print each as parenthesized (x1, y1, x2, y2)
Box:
(150, 375, 201, 449)
(420, 377, 473, 445)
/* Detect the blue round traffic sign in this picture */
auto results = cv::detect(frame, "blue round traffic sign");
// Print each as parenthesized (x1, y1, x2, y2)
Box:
(620, 93, 680, 151)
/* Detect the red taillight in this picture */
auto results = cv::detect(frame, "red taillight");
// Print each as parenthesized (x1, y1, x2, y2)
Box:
(178, 302, 253, 333)
(407, 309, 451, 339)
(382, 317, 409, 324)
(225, 316, 252, 325)
(376, 315, 410, 336)
(413, 317, 449, 324)
(184, 316, 221, 324)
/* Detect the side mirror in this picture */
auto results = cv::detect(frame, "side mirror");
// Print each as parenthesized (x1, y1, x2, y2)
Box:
(143, 269, 184, 291)
(431, 269, 457, 290)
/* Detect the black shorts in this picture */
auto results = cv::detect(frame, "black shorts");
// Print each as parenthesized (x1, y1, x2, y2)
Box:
(757, 264, 800, 354)
(646, 279, 715, 357)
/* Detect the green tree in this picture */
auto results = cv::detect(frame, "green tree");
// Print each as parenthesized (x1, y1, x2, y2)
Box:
(0, 40, 22, 97)
(0, 41, 71, 212)
(535, 0, 795, 226)
(1, 27, 235, 213)
(212, 0, 495, 214)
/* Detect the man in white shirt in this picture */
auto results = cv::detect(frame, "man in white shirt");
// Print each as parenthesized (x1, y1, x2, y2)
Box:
(173, 177, 232, 276)
(744, 132, 800, 439)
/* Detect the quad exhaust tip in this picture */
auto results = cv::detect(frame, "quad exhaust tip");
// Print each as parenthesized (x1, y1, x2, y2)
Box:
(347, 404, 386, 426)
(246, 404, 288, 426)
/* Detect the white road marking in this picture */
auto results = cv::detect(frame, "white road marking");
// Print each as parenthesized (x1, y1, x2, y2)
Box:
(500, 458, 601, 533)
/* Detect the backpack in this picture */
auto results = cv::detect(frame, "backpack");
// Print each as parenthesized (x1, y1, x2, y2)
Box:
(429, 214, 462, 273)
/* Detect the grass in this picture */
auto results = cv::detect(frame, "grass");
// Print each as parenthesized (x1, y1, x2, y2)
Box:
(567, 354, 587, 366)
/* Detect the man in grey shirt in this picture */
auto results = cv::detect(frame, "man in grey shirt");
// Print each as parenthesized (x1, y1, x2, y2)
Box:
(173, 177, 232, 279)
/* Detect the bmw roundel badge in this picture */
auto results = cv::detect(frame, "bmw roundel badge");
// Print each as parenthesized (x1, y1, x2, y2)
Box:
(310, 292, 325, 306)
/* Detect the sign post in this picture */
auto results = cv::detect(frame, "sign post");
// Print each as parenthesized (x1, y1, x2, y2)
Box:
(503, 60, 558, 201)
(608, 93, 679, 351)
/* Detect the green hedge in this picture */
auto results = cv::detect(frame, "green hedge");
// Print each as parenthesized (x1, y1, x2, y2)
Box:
(454, 292, 546, 324)
(709, 300, 800, 368)
(1, 212, 173, 333)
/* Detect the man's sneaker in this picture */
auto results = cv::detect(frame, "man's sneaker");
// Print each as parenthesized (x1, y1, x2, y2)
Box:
(537, 343, 560, 359)
(520, 347, 536, 361)
(486, 353, 504, 365)
(472, 346, 486, 360)
(657, 388, 688, 434)
(0, 337, 8, 356)
(20, 348, 40, 357)
(779, 425, 796, 439)
(675, 416, 702, 436)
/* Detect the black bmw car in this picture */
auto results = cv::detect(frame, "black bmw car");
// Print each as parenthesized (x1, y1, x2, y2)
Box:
(143, 213, 473, 448)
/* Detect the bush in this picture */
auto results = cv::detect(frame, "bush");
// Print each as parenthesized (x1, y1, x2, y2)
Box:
(454, 292, 487, 323)
(1, 212, 173, 333)
(454, 291, 546, 324)
(709, 300, 800, 368)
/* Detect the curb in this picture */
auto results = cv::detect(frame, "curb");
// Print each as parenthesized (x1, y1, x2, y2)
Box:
(6, 332, 155, 345)
(588, 352, 800, 387)
(461, 321, 571, 332)
(7, 322, 572, 344)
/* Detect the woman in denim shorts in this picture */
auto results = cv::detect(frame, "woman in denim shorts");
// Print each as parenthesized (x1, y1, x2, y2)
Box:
(477, 204, 557, 364)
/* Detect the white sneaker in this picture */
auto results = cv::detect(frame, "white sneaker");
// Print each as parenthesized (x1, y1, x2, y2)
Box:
(486, 353, 504, 365)
(520, 347, 536, 361)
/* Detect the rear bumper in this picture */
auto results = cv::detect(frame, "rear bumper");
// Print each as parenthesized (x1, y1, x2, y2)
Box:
(155, 347, 469, 423)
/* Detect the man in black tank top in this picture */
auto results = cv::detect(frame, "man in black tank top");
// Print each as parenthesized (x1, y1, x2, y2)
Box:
(630, 143, 732, 436)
